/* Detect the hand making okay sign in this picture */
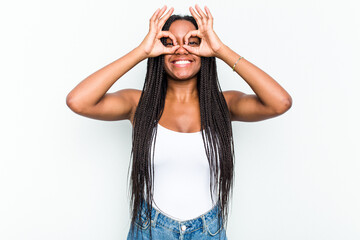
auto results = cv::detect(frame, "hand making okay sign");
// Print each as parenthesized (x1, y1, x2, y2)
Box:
(182, 5, 225, 57)
(138, 5, 180, 58)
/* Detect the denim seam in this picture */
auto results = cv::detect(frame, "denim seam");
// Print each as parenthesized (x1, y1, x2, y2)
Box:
(134, 219, 150, 230)
(151, 210, 159, 228)
(207, 218, 223, 236)
(152, 211, 219, 234)
(207, 214, 220, 225)
(201, 215, 207, 233)
(154, 220, 203, 234)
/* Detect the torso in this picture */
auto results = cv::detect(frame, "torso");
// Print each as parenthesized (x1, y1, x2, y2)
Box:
(129, 89, 230, 219)
(129, 90, 232, 132)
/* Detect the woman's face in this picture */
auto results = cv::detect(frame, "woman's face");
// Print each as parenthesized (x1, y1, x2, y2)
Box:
(163, 20, 201, 81)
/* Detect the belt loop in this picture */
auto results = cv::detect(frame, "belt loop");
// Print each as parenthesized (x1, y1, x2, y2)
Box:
(151, 210, 159, 227)
(201, 215, 207, 233)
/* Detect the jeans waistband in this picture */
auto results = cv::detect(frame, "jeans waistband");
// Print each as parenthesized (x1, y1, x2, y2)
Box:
(138, 199, 222, 234)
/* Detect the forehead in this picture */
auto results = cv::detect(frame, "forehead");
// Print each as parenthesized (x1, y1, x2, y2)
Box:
(168, 20, 197, 37)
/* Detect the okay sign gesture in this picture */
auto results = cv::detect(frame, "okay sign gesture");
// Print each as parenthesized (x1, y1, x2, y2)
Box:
(138, 6, 180, 58)
(183, 5, 225, 57)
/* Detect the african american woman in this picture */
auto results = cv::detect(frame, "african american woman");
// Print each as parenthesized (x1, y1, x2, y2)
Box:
(66, 4, 292, 240)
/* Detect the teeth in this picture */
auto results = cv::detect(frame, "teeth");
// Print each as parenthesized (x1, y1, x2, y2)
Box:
(174, 60, 191, 64)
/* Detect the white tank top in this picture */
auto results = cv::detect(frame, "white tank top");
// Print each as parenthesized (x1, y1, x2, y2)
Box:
(149, 123, 217, 221)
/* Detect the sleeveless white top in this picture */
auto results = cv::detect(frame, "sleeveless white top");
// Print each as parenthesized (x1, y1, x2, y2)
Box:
(149, 123, 217, 221)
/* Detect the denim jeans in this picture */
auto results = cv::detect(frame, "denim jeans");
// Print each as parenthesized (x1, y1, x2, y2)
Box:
(126, 199, 228, 240)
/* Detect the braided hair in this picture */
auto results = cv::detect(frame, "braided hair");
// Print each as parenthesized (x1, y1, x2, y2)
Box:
(127, 14, 235, 239)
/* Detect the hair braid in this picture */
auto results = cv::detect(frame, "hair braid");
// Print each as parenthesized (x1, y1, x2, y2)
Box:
(127, 15, 235, 240)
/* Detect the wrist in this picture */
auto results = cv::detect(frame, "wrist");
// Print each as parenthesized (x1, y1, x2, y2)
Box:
(214, 43, 228, 59)
(134, 46, 150, 61)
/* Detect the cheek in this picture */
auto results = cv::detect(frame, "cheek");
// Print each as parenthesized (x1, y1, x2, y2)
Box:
(194, 58, 201, 72)
(164, 55, 171, 71)
(164, 59, 172, 76)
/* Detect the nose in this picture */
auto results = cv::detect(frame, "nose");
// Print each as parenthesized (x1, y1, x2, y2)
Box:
(175, 43, 189, 55)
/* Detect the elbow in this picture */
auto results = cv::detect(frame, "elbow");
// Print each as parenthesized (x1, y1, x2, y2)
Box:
(274, 96, 292, 114)
(66, 94, 83, 113)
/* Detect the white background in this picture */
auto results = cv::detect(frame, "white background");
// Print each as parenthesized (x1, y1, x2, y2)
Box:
(1, 0, 360, 239)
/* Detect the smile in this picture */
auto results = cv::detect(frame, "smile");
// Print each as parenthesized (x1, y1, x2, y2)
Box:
(172, 60, 192, 67)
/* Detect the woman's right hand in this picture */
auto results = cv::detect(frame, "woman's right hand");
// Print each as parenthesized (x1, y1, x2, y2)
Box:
(138, 6, 180, 58)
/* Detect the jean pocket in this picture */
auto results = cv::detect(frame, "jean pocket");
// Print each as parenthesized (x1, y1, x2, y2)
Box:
(134, 213, 151, 230)
(206, 216, 224, 236)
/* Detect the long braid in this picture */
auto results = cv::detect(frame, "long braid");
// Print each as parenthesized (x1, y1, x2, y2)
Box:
(198, 56, 235, 235)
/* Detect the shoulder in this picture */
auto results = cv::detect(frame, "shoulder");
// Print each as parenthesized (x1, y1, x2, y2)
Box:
(222, 90, 246, 100)
(222, 90, 246, 121)
(112, 88, 141, 104)
(222, 90, 246, 107)
(115, 89, 141, 126)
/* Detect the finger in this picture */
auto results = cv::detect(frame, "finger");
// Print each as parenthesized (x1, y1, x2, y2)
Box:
(150, 8, 160, 28)
(182, 45, 198, 55)
(149, 8, 161, 31)
(204, 6, 214, 26)
(195, 4, 208, 20)
(150, 8, 160, 22)
(158, 7, 174, 29)
(163, 45, 180, 54)
(155, 5, 167, 22)
(184, 30, 200, 45)
(158, 31, 178, 45)
(189, 6, 202, 23)
(204, 6, 213, 19)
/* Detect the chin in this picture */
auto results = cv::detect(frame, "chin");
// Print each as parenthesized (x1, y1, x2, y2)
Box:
(166, 68, 200, 80)
(171, 73, 197, 81)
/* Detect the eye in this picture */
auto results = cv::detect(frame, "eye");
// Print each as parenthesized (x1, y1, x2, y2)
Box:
(187, 37, 200, 46)
(188, 41, 199, 46)
(164, 38, 174, 47)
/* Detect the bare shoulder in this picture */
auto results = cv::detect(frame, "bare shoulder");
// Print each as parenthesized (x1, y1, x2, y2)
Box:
(222, 89, 288, 122)
(116, 88, 141, 126)
(67, 88, 142, 122)
(222, 90, 246, 120)
(222, 90, 246, 104)
(113, 88, 141, 104)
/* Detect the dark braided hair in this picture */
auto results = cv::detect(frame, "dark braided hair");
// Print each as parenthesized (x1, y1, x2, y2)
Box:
(127, 14, 235, 239)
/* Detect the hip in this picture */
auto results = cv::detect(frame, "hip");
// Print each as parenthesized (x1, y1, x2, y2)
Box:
(127, 199, 228, 240)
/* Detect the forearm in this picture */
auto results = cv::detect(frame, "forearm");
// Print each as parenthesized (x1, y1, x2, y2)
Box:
(216, 45, 292, 111)
(66, 47, 147, 108)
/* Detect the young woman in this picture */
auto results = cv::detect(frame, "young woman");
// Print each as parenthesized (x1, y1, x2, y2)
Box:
(66, 5, 292, 240)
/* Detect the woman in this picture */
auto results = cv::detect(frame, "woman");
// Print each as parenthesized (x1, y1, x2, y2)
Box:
(66, 5, 292, 240)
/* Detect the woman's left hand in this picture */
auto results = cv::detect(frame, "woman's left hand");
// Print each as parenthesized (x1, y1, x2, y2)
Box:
(183, 5, 225, 57)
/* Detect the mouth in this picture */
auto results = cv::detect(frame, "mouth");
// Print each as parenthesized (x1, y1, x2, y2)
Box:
(171, 59, 193, 67)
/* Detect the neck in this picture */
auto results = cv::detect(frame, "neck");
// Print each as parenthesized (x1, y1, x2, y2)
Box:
(166, 76, 198, 103)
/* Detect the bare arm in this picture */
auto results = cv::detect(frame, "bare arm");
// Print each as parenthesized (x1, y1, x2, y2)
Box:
(185, 5, 292, 122)
(66, 47, 147, 120)
(66, 5, 179, 121)
(218, 46, 292, 122)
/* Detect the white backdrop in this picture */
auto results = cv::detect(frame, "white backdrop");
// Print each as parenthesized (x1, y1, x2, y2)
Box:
(1, 0, 359, 239)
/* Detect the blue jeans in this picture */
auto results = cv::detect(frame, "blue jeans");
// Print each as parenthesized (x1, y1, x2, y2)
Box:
(126, 200, 228, 240)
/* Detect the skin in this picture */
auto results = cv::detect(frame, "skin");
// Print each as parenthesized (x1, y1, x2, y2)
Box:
(164, 21, 201, 84)
(160, 20, 202, 132)
(66, 5, 292, 133)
